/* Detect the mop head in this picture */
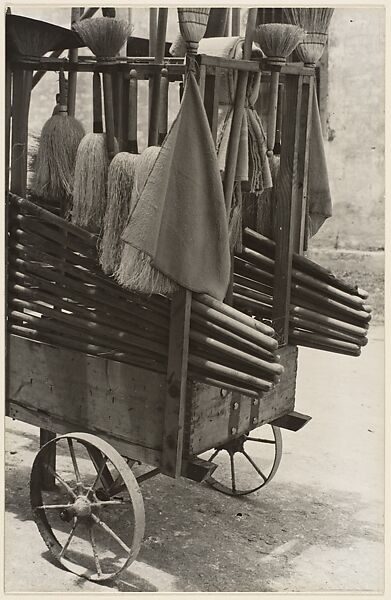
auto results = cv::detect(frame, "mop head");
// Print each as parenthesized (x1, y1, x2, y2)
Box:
(115, 146, 178, 296)
(71, 132, 118, 233)
(254, 23, 304, 61)
(30, 114, 85, 217)
(99, 152, 139, 275)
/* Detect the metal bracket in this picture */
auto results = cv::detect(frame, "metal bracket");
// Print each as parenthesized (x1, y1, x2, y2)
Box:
(271, 410, 312, 432)
(249, 395, 261, 430)
(227, 392, 241, 437)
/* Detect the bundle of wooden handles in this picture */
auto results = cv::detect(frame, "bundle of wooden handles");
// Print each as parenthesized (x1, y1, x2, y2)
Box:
(233, 228, 370, 357)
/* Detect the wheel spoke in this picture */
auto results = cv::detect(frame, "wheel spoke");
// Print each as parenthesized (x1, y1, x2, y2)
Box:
(93, 500, 131, 507)
(46, 465, 77, 499)
(36, 503, 73, 510)
(91, 513, 130, 553)
(242, 450, 267, 482)
(90, 455, 109, 493)
(89, 525, 102, 577)
(229, 453, 237, 494)
(67, 438, 82, 488)
(208, 449, 220, 463)
(245, 437, 276, 444)
(59, 518, 78, 558)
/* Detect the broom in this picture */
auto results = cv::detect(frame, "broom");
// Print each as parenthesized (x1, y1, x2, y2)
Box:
(99, 152, 139, 275)
(116, 146, 178, 295)
(30, 69, 85, 218)
(177, 8, 210, 56)
(254, 23, 304, 156)
(284, 8, 334, 67)
(73, 17, 132, 160)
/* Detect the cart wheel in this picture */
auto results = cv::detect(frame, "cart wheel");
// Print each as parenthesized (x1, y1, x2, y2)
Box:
(204, 425, 282, 496)
(30, 432, 145, 582)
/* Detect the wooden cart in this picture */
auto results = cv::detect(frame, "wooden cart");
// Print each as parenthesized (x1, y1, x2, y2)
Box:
(5, 14, 316, 581)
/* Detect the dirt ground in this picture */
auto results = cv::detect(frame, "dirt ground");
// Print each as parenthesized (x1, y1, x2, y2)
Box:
(4, 324, 384, 594)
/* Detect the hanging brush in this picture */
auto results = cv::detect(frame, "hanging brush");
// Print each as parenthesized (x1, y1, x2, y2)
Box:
(177, 8, 210, 56)
(284, 8, 334, 67)
(73, 17, 132, 160)
(30, 69, 85, 217)
(254, 23, 304, 156)
(99, 152, 139, 275)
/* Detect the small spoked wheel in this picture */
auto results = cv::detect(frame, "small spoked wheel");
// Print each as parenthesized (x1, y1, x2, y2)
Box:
(30, 432, 145, 582)
(204, 424, 282, 496)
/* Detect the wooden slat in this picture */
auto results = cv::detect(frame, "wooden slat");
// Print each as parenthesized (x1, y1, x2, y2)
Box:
(161, 289, 192, 478)
(272, 74, 303, 345)
(203, 67, 221, 144)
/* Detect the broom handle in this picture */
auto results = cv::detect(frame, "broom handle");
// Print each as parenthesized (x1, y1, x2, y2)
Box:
(127, 69, 138, 153)
(67, 7, 82, 116)
(267, 68, 280, 155)
(244, 228, 369, 301)
(148, 8, 168, 146)
(92, 72, 103, 133)
(158, 68, 169, 145)
(102, 71, 116, 159)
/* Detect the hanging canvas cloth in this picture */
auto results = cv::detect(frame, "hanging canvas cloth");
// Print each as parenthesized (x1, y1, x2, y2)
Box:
(121, 71, 231, 301)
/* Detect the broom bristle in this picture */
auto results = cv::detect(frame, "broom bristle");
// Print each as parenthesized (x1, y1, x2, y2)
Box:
(73, 17, 133, 58)
(254, 23, 304, 60)
(115, 145, 178, 296)
(72, 133, 117, 233)
(177, 8, 210, 53)
(295, 32, 329, 65)
(99, 152, 139, 275)
(30, 115, 85, 216)
(283, 8, 334, 34)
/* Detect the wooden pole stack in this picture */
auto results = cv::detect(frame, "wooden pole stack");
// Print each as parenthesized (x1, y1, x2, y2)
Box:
(232, 228, 371, 356)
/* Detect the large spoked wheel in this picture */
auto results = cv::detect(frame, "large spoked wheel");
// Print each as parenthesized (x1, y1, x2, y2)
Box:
(204, 425, 282, 496)
(30, 432, 145, 582)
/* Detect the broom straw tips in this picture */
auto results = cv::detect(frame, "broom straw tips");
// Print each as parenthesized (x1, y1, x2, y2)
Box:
(254, 23, 304, 61)
(30, 114, 85, 214)
(283, 8, 334, 65)
(72, 132, 115, 233)
(72, 17, 133, 58)
(99, 152, 139, 275)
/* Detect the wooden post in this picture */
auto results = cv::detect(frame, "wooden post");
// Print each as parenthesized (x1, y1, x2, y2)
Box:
(158, 68, 169, 145)
(272, 74, 304, 344)
(148, 8, 168, 146)
(127, 69, 138, 153)
(231, 8, 241, 36)
(161, 288, 192, 478)
(203, 67, 221, 145)
(10, 68, 32, 197)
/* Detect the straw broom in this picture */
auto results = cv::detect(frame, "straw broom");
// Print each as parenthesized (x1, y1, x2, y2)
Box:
(73, 17, 133, 159)
(177, 8, 210, 56)
(30, 69, 85, 218)
(254, 23, 304, 156)
(99, 152, 139, 275)
(284, 8, 334, 67)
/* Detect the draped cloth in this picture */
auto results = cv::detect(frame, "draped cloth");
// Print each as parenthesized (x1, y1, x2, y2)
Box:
(198, 37, 272, 194)
(121, 71, 231, 301)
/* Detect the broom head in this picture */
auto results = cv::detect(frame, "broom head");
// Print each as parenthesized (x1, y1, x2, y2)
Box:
(6, 14, 84, 59)
(177, 8, 210, 54)
(283, 8, 334, 34)
(295, 32, 328, 66)
(254, 23, 304, 65)
(73, 17, 133, 59)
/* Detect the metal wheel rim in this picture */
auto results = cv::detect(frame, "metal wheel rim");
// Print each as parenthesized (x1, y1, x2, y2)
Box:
(206, 425, 283, 496)
(30, 432, 145, 582)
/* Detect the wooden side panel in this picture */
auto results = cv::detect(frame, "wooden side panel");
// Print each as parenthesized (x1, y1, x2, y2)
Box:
(7, 336, 166, 454)
(187, 345, 298, 455)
